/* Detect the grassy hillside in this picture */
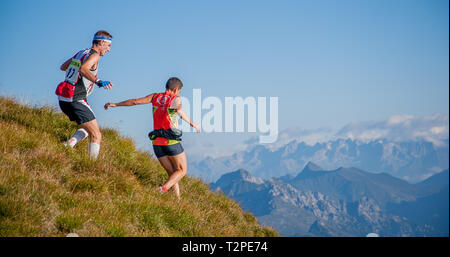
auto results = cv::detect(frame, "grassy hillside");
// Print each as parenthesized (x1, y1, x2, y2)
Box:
(0, 96, 278, 237)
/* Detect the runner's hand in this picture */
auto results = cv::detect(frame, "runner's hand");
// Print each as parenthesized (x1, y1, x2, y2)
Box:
(104, 102, 117, 110)
(193, 123, 201, 133)
(104, 82, 114, 90)
(96, 80, 113, 90)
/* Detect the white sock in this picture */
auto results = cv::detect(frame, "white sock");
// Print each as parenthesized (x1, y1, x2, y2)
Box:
(68, 128, 89, 148)
(88, 142, 100, 160)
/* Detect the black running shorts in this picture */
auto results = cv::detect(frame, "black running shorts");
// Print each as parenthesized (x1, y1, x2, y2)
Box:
(153, 143, 184, 158)
(59, 100, 96, 125)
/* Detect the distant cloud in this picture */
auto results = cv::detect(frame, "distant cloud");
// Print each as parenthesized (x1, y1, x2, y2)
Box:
(245, 126, 335, 150)
(335, 113, 448, 147)
(246, 113, 449, 149)
(387, 114, 415, 125)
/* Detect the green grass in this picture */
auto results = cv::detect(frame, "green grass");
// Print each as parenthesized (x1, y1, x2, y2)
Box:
(0, 96, 279, 237)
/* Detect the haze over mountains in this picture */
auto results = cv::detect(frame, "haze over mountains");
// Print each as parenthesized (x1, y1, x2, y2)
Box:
(189, 113, 449, 184)
(211, 163, 449, 237)
(190, 138, 449, 183)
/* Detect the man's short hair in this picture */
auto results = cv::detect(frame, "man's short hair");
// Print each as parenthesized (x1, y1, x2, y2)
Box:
(166, 77, 183, 90)
(93, 30, 113, 45)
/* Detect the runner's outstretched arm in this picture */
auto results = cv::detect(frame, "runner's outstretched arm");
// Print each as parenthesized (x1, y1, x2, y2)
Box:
(104, 94, 154, 110)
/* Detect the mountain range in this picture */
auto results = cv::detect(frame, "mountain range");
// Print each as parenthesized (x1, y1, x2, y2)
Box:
(210, 163, 449, 237)
(191, 138, 449, 183)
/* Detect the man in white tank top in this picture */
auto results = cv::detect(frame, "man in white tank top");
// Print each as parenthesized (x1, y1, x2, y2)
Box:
(56, 30, 114, 160)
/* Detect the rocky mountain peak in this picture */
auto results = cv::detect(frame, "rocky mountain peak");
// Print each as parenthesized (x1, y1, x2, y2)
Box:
(303, 161, 323, 172)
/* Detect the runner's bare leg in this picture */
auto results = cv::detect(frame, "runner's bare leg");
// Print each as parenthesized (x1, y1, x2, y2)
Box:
(80, 119, 102, 159)
(157, 156, 181, 199)
(163, 152, 187, 193)
(80, 119, 102, 144)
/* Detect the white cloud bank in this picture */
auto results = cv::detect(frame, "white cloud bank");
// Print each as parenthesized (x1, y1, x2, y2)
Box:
(257, 113, 449, 150)
(335, 113, 449, 147)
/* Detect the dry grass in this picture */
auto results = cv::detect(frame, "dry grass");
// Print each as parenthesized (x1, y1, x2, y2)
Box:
(0, 96, 279, 237)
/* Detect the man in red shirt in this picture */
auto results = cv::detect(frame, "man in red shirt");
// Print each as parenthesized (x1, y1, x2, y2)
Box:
(104, 77, 200, 200)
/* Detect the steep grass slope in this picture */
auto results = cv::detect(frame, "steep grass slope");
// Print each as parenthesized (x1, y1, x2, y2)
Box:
(0, 96, 278, 237)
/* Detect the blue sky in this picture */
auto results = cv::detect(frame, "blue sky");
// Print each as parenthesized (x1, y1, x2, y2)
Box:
(0, 0, 448, 160)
